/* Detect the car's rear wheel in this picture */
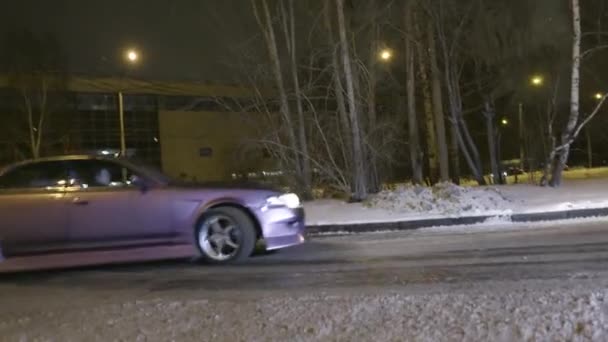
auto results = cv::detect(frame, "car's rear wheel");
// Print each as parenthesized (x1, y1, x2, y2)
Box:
(195, 207, 256, 264)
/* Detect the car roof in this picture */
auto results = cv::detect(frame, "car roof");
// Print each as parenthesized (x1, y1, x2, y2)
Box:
(0, 155, 120, 173)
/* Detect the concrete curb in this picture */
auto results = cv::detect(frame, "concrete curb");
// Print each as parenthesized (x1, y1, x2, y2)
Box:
(306, 207, 608, 235)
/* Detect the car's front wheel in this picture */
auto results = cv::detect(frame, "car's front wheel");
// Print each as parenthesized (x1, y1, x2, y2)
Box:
(195, 207, 256, 264)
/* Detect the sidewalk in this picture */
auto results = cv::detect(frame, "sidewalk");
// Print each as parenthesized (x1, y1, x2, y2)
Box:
(305, 178, 608, 234)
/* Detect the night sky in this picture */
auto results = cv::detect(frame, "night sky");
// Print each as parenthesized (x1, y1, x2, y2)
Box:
(1, 0, 260, 82)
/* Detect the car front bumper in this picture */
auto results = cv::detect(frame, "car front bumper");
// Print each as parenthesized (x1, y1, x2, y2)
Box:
(256, 207, 306, 250)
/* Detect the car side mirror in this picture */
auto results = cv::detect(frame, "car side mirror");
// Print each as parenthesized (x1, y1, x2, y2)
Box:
(130, 175, 149, 193)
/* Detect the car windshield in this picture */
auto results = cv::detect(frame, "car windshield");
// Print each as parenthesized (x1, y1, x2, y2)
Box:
(122, 159, 173, 184)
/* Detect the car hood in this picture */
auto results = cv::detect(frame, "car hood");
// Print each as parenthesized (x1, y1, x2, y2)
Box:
(168, 180, 281, 192)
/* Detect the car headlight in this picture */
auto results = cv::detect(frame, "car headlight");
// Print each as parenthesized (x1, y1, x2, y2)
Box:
(265, 193, 301, 209)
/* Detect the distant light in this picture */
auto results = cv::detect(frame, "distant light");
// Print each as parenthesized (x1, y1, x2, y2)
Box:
(153, 137, 159, 143)
(126, 49, 139, 63)
(501, 118, 509, 126)
(100, 150, 111, 155)
(379, 49, 393, 61)
(594, 92, 604, 100)
(530, 75, 544, 86)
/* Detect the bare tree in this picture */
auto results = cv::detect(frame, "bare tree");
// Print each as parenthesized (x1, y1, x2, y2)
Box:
(365, 1, 380, 192)
(252, 0, 308, 194)
(324, 1, 353, 176)
(549, 0, 581, 187)
(482, 96, 501, 184)
(433, 1, 486, 185)
(1, 30, 69, 160)
(336, 0, 368, 200)
(279, 0, 312, 197)
(413, 10, 439, 185)
(404, 0, 423, 184)
(427, 20, 450, 182)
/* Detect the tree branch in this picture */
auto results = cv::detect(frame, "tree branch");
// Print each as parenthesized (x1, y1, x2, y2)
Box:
(554, 93, 607, 153)
(582, 44, 608, 59)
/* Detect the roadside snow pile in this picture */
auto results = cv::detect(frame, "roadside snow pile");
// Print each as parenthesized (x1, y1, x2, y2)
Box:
(366, 182, 511, 215)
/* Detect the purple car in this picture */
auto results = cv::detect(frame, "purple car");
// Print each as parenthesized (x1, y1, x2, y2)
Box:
(0, 155, 305, 264)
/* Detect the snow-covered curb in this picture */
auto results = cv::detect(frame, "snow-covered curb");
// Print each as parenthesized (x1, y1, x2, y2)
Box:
(305, 179, 608, 228)
(306, 206, 608, 235)
(311, 215, 608, 237)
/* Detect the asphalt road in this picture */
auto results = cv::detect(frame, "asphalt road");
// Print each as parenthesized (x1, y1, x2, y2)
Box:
(2, 218, 608, 293)
(3, 218, 608, 341)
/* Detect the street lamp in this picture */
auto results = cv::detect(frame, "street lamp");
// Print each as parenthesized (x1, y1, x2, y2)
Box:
(501, 118, 509, 126)
(119, 48, 141, 157)
(379, 48, 393, 62)
(530, 75, 544, 87)
(126, 49, 139, 63)
(517, 74, 544, 175)
(594, 92, 603, 100)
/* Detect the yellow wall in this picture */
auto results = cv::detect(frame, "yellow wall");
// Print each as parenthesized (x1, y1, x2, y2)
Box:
(159, 110, 273, 182)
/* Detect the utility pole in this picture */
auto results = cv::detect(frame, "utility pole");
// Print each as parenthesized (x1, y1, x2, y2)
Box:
(118, 48, 139, 157)
(518, 102, 525, 171)
(118, 91, 126, 156)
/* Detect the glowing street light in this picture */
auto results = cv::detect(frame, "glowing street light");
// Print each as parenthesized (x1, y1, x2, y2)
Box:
(119, 48, 141, 156)
(501, 118, 509, 126)
(125, 49, 139, 63)
(530, 75, 544, 87)
(594, 92, 604, 100)
(379, 49, 393, 62)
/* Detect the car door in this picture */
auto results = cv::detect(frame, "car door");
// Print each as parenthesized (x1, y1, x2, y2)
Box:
(0, 161, 69, 255)
(120, 161, 174, 241)
(64, 159, 173, 246)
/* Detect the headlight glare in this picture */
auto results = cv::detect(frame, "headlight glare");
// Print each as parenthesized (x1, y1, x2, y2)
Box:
(266, 193, 301, 209)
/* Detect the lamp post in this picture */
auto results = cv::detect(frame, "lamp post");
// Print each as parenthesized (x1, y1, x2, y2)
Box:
(518, 74, 544, 172)
(586, 92, 603, 168)
(119, 48, 139, 156)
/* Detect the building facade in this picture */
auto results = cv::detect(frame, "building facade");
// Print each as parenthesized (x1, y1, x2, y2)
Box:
(0, 76, 274, 182)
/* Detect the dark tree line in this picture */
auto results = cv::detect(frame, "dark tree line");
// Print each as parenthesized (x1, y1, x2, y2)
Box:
(244, 0, 608, 199)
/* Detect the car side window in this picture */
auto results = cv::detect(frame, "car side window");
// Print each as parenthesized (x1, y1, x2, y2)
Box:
(67, 160, 138, 188)
(0, 161, 67, 190)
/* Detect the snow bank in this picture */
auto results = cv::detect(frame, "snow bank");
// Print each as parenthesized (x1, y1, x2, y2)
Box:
(366, 182, 511, 215)
(305, 178, 608, 226)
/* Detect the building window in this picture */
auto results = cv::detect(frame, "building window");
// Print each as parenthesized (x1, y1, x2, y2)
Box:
(199, 147, 213, 157)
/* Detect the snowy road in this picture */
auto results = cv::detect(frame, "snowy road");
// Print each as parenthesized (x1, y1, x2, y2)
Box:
(2, 218, 608, 340)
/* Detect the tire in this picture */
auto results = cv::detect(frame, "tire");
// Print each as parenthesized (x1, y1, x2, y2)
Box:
(195, 206, 256, 264)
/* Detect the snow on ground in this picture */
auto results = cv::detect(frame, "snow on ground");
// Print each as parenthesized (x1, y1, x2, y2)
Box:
(305, 178, 608, 226)
(366, 182, 511, 215)
(2, 279, 608, 341)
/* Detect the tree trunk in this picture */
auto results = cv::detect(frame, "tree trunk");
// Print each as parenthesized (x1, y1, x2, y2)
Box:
(483, 99, 501, 184)
(252, 0, 302, 190)
(586, 127, 592, 168)
(366, 14, 380, 192)
(404, 1, 423, 184)
(415, 40, 438, 184)
(283, 0, 312, 198)
(324, 1, 352, 173)
(427, 21, 449, 182)
(550, 0, 580, 187)
(436, 11, 484, 185)
(518, 102, 525, 172)
(336, 0, 368, 201)
(449, 122, 460, 184)
(22, 86, 40, 159)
